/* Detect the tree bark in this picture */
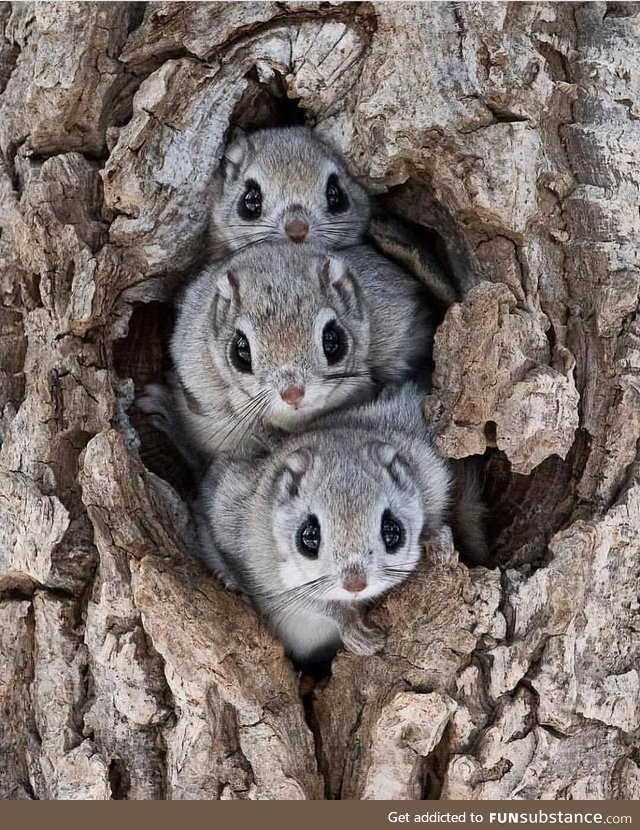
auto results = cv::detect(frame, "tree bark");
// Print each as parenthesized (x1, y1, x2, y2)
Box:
(1, 1, 638, 800)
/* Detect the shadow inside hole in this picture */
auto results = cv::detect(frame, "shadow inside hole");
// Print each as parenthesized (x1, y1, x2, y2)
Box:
(481, 428, 590, 570)
(374, 180, 483, 306)
(231, 68, 306, 132)
(113, 301, 196, 498)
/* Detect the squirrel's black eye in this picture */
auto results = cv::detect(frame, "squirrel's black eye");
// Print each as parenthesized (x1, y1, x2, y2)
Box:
(297, 515, 320, 558)
(231, 330, 252, 373)
(322, 321, 346, 365)
(381, 510, 404, 552)
(326, 173, 349, 214)
(238, 179, 262, 220)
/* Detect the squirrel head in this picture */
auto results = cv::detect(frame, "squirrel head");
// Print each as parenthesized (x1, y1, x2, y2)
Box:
(212, 127, 371, 252)
(201, 243, 374, 439)
(265, 434, 441, 602)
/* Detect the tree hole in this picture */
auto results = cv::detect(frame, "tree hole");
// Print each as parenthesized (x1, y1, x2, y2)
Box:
(111, 65, 584, 592)
(113, 301, 196, 497)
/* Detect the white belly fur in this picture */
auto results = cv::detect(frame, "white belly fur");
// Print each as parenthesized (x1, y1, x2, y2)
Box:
(273, 606, 342, 662)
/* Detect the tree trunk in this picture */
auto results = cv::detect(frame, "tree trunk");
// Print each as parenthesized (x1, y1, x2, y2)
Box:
(1, 1, 638, 800)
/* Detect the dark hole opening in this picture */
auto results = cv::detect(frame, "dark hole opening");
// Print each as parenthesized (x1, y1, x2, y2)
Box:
(113, 301, 196, 498)
(482, 428, 590, 569)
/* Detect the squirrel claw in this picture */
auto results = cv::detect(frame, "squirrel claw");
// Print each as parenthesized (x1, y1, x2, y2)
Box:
(137, 383, 174, 432)
(342, 620, 385, 657)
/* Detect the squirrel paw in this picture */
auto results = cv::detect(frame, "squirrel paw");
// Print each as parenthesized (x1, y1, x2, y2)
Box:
(342, 620, 385, 657)
(217, 569, 242, 594)
(137, 383, 173, 433)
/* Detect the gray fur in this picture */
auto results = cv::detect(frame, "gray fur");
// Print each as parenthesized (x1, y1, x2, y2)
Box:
(196, 383, 453, 663)
(146, 242, 433, 461)
(209, 127, 371, 254)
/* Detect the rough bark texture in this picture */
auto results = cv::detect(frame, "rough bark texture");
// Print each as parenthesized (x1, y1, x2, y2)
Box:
(1, 1, 639, 801)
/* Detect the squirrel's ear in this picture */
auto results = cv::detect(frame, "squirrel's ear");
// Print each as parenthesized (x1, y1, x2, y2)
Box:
(277, 447, 313, 501)
(216, 270, 240, 304)
(319, 256, 363, 319)
(369, 441, 413, 490)
(284, 447, 313, 477)
(319, 256, 349, 291)
(369, 440, 397, 468)
(224, 128, 248, 169)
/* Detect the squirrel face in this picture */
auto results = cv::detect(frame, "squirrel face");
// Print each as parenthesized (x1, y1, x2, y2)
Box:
(207, 244, 374, 433)
(212, 127, 371, 252)
(267, 441, 427, 603)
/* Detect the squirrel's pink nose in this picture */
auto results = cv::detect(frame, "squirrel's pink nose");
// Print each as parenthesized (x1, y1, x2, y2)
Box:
(280, 385, 305, 407)
(285, 219, 309, 243)
(342, 573, 368, 594)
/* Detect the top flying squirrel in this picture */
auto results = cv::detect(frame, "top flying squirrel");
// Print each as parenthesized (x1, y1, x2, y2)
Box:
(208, 126, 372, 255)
